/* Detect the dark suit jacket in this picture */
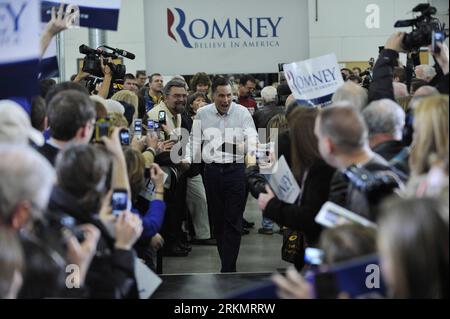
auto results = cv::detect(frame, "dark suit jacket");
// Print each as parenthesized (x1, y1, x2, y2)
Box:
(38, 142, 60, 166)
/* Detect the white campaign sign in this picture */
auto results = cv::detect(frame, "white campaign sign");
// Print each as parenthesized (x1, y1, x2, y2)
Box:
(41, 0, 121, 31)
(143, 0, 309, 75)
(267, 155, 300, 205)
(0, 0, 40, 63)
(283, 53, 344, 106)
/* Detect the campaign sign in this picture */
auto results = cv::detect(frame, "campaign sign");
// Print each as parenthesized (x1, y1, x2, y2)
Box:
(0, 0, 40, 98)
(284, 53, 344, 106)
(41, 0, 121, 31)
(266, 155, 300, 204)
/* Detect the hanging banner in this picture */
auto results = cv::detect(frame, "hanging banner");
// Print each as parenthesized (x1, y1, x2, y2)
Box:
(0, 0, 40, 99)
(41, 0, 121, 31)
(143, 0, 309, 75)
(283, 53, 344, 107)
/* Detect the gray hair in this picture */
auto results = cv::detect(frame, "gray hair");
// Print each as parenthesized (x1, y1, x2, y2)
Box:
(362, 99, 405, 139)
(163, 79, 187, 96)
(332, 82, 368, 111)
(415, 65, 437, 81)
(0, 144, 55, 223)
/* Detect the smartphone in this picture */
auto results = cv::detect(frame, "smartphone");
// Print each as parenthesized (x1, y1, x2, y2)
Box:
(119, 129, 130, 145)
(432, 30, 445, 54)
(111, 189, 129, 216)
(147, 119, 155, 131)
(134, 119, 142, 138)
(158, 110, 166, 124)
(95, 118, 112, 142)
(304, 248, 324, 266)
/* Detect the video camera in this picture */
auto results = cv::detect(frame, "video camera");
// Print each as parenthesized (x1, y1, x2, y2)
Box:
(79, 44, 133, 80)
(360, 58, 375, 90)
(394, 3, 447, 51)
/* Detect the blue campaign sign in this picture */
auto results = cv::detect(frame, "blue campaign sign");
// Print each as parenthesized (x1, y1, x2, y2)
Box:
(0, 0, 40, 99)
(41, 0, 121, 31)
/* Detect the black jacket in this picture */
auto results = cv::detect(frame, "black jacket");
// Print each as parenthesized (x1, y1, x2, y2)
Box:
(253, 104, 285, 130)
(48, 186, 138, 299)
(38, 142, 59, 166)
(372, 140, 407, 161)
(263, 160, 336, 245)
(368, 49, 399, 103)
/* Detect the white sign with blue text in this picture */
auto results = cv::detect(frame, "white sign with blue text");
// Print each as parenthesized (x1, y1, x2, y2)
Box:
(0, 0, 40, 98)
(41, 0, 121, 31)
(283, 53, 344, 106)
(267, 155, 300, 205)
(143, 0, 309, 75)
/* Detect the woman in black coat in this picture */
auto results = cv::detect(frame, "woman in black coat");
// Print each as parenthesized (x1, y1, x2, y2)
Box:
(258, 107, 335, 268)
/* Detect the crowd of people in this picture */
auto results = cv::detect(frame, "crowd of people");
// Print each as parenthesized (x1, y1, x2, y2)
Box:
(0, 6, 448, 299)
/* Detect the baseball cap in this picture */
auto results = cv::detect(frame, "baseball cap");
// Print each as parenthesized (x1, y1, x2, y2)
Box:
(0, 100, 45, 146)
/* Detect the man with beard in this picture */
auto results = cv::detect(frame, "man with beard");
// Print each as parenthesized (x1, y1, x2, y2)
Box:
(147, 79, 192, 257)
(147, 79, 187, 141)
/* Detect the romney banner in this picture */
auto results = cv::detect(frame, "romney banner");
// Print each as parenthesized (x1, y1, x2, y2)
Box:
(143, 0, 309, 75)
(41, 0, 121, 31)
(283, 53, 344, 107)
(0, 0, 40, 99)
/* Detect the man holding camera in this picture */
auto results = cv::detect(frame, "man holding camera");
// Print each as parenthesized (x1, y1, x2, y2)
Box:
(315, 104, 403, 221)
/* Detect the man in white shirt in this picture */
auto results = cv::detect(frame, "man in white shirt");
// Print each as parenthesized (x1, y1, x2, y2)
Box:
(184, 77, 258, 272)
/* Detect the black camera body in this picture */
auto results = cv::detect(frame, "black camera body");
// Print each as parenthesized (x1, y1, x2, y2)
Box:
(79, 44, 126, 80)
(394, 3, 446, 51)
(343, 165, 400, 195)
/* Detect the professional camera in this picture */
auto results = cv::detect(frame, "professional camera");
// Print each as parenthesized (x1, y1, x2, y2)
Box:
(360, 58, 375, 90)
(394, 3, 446, 51)
(343, 165, 401, 195)
(79, 44, 128, 80)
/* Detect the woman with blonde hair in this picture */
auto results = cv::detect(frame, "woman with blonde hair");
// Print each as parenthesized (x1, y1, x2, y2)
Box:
(111, 90, 139, 126)
(409, 95, 449, 176)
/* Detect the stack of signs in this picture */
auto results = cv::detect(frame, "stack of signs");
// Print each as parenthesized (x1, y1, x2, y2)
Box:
(283, 53, 344, 107)
(0, 0, 40, 99)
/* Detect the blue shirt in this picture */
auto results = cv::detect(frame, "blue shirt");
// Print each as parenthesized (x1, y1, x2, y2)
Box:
(131, 199, 166, 239)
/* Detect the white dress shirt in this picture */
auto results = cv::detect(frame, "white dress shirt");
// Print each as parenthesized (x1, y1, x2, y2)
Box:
(185, 102, 258, 164)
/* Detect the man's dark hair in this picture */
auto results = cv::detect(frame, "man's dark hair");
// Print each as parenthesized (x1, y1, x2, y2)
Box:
(45, 82, 89, 105)
(39, 79, 56, 99)
(136, 70, 146, 78)
(394, 67, 406, 83)
(124, 73, 135, 80)
(211, 76, 231, 94)
(48, 90, 96, 141)
(31, 96, 47, 132)
(239, 74, 256, 86)
(190, 72, 211, 92)
(162, 79, 187, 96)
(149, 73, 162, 83)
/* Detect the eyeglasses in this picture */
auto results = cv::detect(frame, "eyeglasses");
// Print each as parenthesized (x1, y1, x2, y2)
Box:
(169, 94, 188, 99)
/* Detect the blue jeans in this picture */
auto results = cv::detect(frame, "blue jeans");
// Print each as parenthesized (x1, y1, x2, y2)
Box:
(261, 217, 274, 230)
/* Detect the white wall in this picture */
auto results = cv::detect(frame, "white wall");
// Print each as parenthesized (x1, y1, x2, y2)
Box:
(307, 0, 446, 61)
(60, 0, 448, 79)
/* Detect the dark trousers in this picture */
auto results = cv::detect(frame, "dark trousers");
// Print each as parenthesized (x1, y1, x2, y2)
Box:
(204, 163, 246, 273)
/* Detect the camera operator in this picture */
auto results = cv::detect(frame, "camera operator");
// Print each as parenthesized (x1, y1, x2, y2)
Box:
(369, 31, 449, 103)
(315, 103, 404, 221)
